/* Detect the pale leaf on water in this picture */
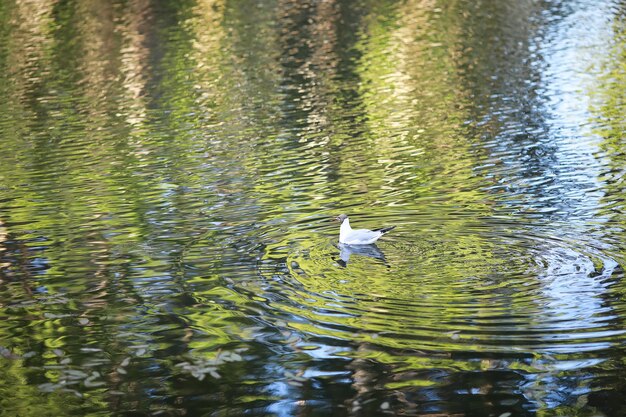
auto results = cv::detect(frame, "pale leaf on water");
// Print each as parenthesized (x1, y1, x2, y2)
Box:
(83, 377, 106, 388)
(38, 383, 60, 392)
(65, 370, 88, 379)
(80, 348, 103, 353)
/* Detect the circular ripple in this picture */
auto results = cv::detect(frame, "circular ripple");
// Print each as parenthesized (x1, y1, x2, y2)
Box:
(252, 225, 623, 359)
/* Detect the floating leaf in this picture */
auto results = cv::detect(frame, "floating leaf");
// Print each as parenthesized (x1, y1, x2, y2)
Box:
(44, 313, 71, 319)
(62, 388, 83, 398)
(84, 375, 106, 388)
(285, 370, 307, 382)
(83, 358, 110, 367)
(38, 383, 60, 392)
(65, 370, 88, 379)
(448, 331, 461, 340)
(175, 361, 190, 368)
(58, 378, 81, 386)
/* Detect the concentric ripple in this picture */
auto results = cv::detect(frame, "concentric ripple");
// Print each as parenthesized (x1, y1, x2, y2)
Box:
(251, 222, 624, 360)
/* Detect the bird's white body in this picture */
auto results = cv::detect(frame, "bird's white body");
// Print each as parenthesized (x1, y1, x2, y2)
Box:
(338, 217, 392, 245)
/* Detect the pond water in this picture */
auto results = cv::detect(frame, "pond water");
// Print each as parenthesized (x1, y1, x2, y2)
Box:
(1, 0, 626, 415)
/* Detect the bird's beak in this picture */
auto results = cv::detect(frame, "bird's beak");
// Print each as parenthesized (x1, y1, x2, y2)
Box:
(334, 216, 341, 222)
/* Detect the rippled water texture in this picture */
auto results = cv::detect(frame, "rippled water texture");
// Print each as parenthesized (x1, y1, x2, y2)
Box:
(1, 0, 626, 415)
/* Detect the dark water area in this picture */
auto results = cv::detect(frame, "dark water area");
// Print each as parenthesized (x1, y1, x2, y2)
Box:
(1, 0, 626, 415)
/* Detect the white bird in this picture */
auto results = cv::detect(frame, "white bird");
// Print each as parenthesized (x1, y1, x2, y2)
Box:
(334, 214, 396, 245)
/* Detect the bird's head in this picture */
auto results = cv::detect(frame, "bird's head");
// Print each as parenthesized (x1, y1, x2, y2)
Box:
(335, 214, 348, 223)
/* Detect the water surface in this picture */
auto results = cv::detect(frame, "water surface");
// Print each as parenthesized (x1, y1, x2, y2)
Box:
(1, 0, 626, 415)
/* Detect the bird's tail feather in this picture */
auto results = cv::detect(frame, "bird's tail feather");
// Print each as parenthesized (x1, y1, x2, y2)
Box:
(375, 226, 396, 234)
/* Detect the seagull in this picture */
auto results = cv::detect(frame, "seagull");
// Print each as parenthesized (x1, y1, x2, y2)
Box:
(334, 214, 396, 245)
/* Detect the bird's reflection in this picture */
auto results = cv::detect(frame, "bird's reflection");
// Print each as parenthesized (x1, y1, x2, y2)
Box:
(336, 243, 389, 268)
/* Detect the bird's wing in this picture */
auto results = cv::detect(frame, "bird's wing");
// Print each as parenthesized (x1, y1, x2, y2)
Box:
(346, 228, 381, 242)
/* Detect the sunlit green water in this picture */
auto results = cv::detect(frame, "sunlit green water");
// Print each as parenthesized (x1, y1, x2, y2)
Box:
(1, 0, 626, 415)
